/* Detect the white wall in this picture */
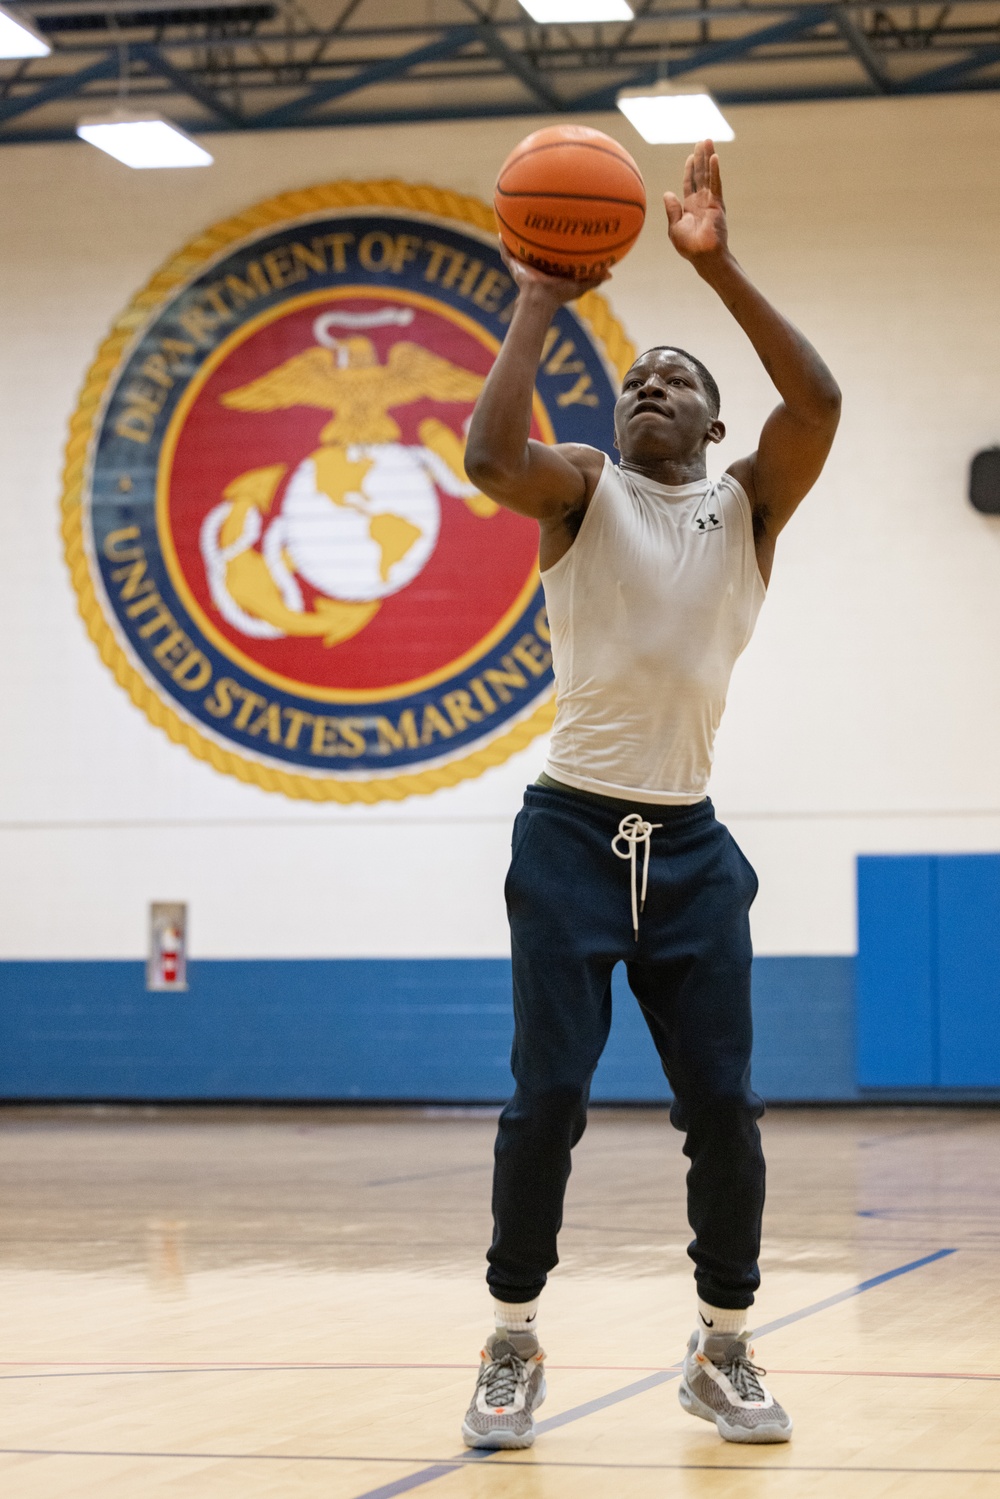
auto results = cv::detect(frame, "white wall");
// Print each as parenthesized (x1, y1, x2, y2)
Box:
(2, 96, 999, 960)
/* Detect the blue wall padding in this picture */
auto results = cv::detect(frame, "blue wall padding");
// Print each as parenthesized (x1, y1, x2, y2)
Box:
(856, 855, 937, 1087)
(598, 966, 672, 1101)
(0, 956, 856, 1103)
(937, 856, 1000, 1087)
(751, 956, 858, 1100)
(0, 960, 513, 1101)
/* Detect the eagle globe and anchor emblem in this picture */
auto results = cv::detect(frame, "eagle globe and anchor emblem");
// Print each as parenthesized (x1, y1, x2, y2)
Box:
(62, 183, 633, 802)
(201, 304, 498, 650)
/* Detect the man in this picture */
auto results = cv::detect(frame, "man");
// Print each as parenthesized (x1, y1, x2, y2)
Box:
(460, 140, 840, 1449)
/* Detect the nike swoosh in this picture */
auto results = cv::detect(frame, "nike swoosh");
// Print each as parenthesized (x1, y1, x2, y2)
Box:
(699, 1313, 714, 1327)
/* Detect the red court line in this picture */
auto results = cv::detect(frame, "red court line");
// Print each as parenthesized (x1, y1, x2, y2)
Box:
(773, 1367, 1000, 1381)
(0, 1360, 559, 1374)
(0, 1360, 661, 1370)
(5, 1363, 998, 1383)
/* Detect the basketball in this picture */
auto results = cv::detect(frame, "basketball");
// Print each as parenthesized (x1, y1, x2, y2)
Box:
(494, 124, 646, 281)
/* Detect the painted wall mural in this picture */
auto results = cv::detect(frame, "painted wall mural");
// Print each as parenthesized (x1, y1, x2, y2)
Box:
(62, 180, 632, 801)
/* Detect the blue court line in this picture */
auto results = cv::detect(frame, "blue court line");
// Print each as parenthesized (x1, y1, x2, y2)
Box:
(352, 1463, 463, 1495)
(751, 1248, 957, 1338)
(348, 1246, 958, 1499)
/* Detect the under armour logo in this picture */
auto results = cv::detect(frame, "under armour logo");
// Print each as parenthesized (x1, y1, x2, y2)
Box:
(695, 512, 720, 531)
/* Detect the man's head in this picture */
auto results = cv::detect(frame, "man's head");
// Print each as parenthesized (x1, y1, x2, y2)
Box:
(613, 347, 724, 468)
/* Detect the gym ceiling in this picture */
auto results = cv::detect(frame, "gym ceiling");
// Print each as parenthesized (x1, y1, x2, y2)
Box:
(1, 0, 999, 145)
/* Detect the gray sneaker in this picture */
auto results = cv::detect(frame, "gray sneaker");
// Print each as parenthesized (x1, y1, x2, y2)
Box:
(461, 1329, 547, 1449)
(678, 1329, 792, 1443)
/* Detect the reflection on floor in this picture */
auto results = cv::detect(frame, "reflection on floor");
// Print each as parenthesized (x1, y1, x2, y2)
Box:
(0, 1105, 998, 1497)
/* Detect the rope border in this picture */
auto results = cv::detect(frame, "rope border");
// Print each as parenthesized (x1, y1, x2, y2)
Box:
(60, 178, 635, 804)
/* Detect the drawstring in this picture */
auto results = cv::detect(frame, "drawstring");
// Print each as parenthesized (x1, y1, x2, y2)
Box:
(612, 813, 662, 940)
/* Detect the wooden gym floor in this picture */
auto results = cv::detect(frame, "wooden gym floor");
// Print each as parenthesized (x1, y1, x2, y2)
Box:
(0, 1105, 998, 1498)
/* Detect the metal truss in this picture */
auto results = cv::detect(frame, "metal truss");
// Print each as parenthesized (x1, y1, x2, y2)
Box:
(2, 0, 1000, 145)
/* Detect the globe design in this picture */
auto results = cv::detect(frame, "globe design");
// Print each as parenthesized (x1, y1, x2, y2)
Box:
(277, 442, 441, 603)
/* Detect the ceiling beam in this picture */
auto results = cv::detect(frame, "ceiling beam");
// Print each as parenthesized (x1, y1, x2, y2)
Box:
(8, 65, 1000, 146)
(251, 25, 480, 129)
(833, 6, 892, 92)
(573, 3, 835, 107)
(466, 17, 563, 110)
(0, 51, 119, 125)
(135, 42, 244, 126)
(899, 39, 1000, 92)
(668, 3, 836, 79)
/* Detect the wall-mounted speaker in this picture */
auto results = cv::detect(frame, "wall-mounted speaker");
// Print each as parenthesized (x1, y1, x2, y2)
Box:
(969, 448, 1000, 514)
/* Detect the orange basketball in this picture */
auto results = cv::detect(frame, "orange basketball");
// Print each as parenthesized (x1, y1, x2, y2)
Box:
(494, 124, 646, 281)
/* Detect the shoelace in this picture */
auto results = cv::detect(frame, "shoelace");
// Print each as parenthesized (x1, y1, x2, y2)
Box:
(612, 813, 662, 940)
(479, 1350, 524, 1408)
(720, 1351, 767, 1402)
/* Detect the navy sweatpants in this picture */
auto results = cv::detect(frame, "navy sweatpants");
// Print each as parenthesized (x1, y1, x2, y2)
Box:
(487, 783, 765, 1311)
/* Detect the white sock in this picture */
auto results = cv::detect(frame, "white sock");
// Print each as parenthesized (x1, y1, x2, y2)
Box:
(492, 1297, 540, 1336)
(696, 1298, 749, 1348)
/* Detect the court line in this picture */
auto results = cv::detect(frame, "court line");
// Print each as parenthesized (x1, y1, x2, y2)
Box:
(750, 1247, 955, 1337)
(0, 1448, 997, 1476)
(366, 1163, 489, 1187)
(348, 1246, 958, 1499)
(0, 1364, 667, 1384)
(774, 1367, 1000, 1381)
(0, 1251, 959, 1397)
(0, 1351, 991, 1374)
(0, 1366, 435, 1382)
(4, 1358, 997, 1385)
(1, 1363, 997, 1381)
(1, 1447, 997, 1476)
(370, 1142, 646, 1188)
(0, 1250, 962, 1492)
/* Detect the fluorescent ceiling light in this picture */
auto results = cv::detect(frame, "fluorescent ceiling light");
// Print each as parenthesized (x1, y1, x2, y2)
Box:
(519, 1, 633, 21)
(76, 112, 214, 169)
(617, 83, 735, 144)
(0, 4, 50, 58)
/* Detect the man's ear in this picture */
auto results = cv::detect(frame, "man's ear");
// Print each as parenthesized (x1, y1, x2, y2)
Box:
(706, 419, 726, 447)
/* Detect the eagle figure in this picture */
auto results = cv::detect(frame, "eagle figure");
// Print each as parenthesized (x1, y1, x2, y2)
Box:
(220, 336, 487, 445)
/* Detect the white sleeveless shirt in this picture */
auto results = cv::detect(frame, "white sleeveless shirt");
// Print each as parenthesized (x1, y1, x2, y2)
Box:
(541, 457, 766, 804)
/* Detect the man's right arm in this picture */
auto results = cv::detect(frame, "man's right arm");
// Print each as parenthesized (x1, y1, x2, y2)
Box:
(464, 256, 606, 537)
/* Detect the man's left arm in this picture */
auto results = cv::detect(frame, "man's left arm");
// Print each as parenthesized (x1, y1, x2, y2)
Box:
(665, 142, 841, 581)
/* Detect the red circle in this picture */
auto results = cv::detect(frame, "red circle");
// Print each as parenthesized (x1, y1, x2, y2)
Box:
(165, 297, 541, 694)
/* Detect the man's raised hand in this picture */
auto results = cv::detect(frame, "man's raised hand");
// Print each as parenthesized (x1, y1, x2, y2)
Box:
(499, 241, 611, 307)
(663, 139, 729, 265)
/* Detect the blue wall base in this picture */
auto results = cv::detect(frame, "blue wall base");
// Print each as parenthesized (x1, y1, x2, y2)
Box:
(0, 955, 864, 1103)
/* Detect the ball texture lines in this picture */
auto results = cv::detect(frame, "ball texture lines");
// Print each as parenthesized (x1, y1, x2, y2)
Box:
(494, 125, 646, 281)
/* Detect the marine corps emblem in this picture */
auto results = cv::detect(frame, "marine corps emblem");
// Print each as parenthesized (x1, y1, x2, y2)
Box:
(62, 182, 633, 802)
